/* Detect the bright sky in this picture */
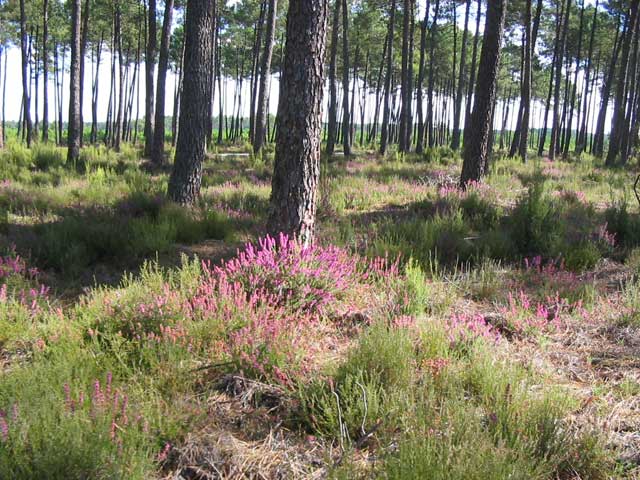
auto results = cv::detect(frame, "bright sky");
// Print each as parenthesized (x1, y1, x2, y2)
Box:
(0, 0, 608, 134)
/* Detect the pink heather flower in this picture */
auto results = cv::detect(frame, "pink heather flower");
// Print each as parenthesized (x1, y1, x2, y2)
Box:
(0, 416, 7, 442)
(157, 442, 171, 463)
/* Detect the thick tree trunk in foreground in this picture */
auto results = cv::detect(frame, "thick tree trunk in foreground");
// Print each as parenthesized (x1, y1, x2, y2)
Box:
(144, 0, 157, 157)
(460, 0, 507, 186)
(168, 0, 215, 204)
(67, 0, 82, 163)
(254, 0, 278, 155)
(152, 0, 175, 164)
(268, 0, 329, 247)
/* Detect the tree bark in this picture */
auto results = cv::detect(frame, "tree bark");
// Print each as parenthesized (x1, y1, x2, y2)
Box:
(341, 0, 352, 156)
(380, 0, 396, 154)
(606, 1, 639, 166)
(268, 0, 329, 247)
(42, 0, 50, 143)
(68, 0, 82, 163)
(168, 0, 216, 204)
(151, 0, 175, 164)
(549, 0, 570, 160)
(460, 0, 507, 186)
(427, 0, 440, 148)
(19, 0, 33, 147)
(144, 0, 157, 157)
(254, 0, 278, 154)
(451, 0, 471, 151)
(518, 0, 533, 161)
(577, 0, 599, 154)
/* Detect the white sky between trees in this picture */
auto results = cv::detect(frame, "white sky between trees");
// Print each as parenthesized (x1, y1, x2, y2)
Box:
(1, 0, 611, 135)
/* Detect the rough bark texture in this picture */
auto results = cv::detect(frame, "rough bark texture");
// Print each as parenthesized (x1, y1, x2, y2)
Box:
(67, 0, 82, 163)
(151, 0, 175, 164)
(549, 0, 570, 160)
(460, 0, 507, 186)
(254, 0, 278, 154)
(144, 0, 157, 157)
(398, 0, 412, 152)
(268, 0, 329, 247)
(168, 0, 215, 205)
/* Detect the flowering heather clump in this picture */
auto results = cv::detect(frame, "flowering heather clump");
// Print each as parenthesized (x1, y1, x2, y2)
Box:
(211, 233, 364, 315)
(445, 313, 498, 345)
(521, 256, 595, 304)
(0, 253, 50, 316)
(498, 290, 567, 336)
(594, 223, 616, 248)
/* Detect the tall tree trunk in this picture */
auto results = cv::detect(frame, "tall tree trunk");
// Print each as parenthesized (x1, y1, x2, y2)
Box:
(398, 0, 412, 152)
(518, 0, 533, 161)
(549, 0, 570, 160)
(268, 0, 329, 246)
(464, 0, 482, 144)
(341, 0, 352, 156)
(593, 18, 621, 157)
(563, 0, 585, 158)
(151, 0, 174, 164)
(379, 0, 396, 154)
(68, 0, 82, 163)
(254, 0, 278, 154)
(19, 0, 33, 147)
(144, 0, 157, 157)
(42, 0, 50, 143)
(427, 0, 440, 148)
(79, 0, 90, 147)
(577, 0, 598, 154)
(249, 1, 267, 143)
(451, 0, 471, 151)
(606, 1, 639, 166)
(460, 0, 506, 186)
(326, 0, 341, 156)
(415, 0, 431, 154)
(168, 0, 215, 204)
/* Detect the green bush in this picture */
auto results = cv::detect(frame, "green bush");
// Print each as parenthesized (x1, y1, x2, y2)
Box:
(509, 179, 562, 257)
(32, 145, 66, 171)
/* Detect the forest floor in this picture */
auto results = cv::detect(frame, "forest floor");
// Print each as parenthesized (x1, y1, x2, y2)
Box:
(1, 141, 640, 479)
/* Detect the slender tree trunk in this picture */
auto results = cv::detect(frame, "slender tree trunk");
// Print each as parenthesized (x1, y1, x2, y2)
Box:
(144, 0, 157, 157)
(464, 0, 482, 145)
(249, 1, 267, 143)
(151, 0, 174, 164)
(326, 0, 341, 156)
(460, 0, 507, 186)
(563, 0, 585, 158)
(341, 0, 352, 156)
(594, 19, 621, 157)
(550, 0, 570, 160)
(268, 0, 329, 246)
(168, 0, 215, 204)
(451, 0, 471, 150)
(254, 0, 278, 154)
(415, 0, 431, 154)
(19, 0, 33, 147)
(398, 0, 413, 152)
(577, 0, 598, 154)
(68, 0, 82, 163)
(379, 0, 396, 155)
(518, 0, 532, 161)
(606, 1, 639, 166)
(427, 0, 440, 148)
(42, 0, 50, 143)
